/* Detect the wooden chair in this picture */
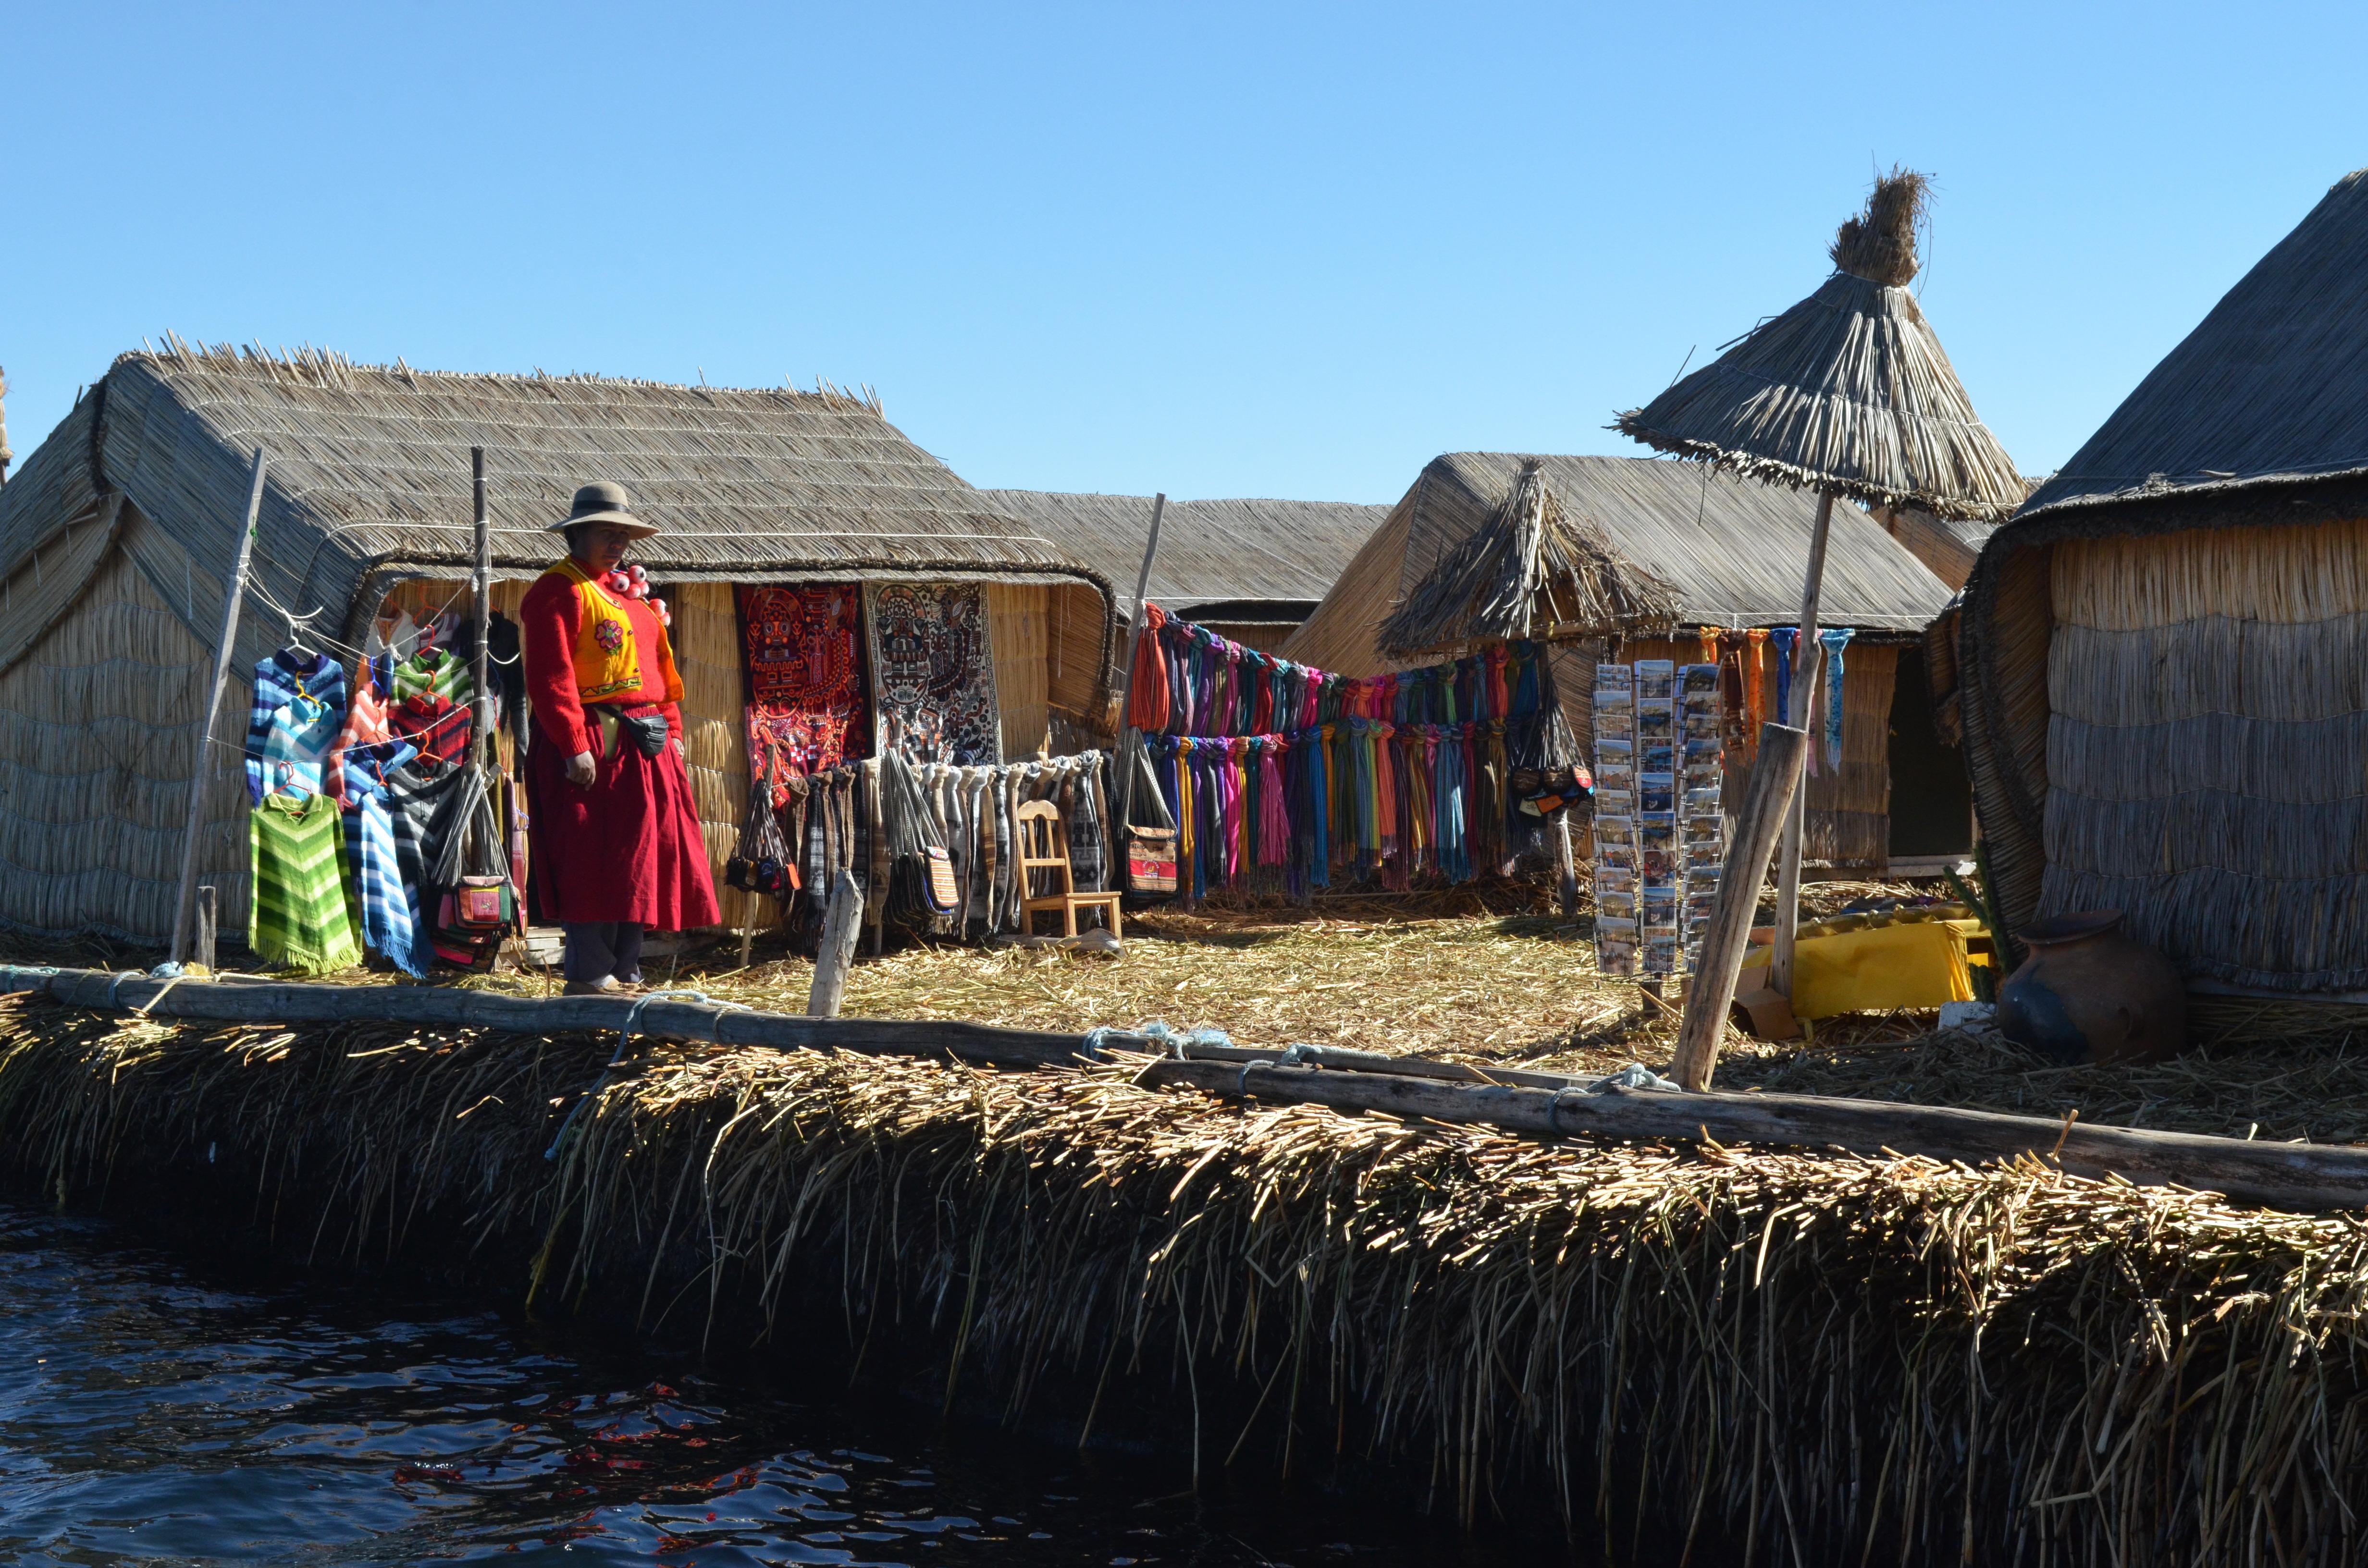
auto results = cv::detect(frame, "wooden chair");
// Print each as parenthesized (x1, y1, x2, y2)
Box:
(1015, 799, 1122, 939)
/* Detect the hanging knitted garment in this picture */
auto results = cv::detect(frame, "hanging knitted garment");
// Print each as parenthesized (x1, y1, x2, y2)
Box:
(249, 792, 361, 975)
(340, 737, 427, 978)
(1820, 628, 1855, 769)
(246, 649, 349, 803)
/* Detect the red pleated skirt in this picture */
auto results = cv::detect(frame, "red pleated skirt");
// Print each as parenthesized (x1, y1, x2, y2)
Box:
(525, 710, 721, 930)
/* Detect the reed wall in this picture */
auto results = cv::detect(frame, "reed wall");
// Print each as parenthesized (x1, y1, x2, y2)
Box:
(0, 514, 247, 938)
(2042, 520, 2368, 990)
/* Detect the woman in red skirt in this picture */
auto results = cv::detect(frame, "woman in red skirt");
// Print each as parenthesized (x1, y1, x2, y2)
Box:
(521, 482, 720, 993)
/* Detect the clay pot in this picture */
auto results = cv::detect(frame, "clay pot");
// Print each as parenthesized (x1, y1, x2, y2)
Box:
(1998, 909, 2186, 1066)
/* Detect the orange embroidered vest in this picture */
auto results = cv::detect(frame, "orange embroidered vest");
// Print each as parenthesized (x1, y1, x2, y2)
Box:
(539, 558, 643, 701)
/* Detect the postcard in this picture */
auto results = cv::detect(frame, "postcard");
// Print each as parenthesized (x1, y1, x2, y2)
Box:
(1636, 700, 1674, 739)
(1641, 740, 1677, 772)
(1594, 662, 1633, 692)
(1641, 848, 1677, 880)
(1681, 663, 1720, 696)
(1683, 711, 1724, 740)
(1642, 885, 1678, 925)
(1593, 787, 1635, 818)
(1684, 816, 1723, 845)
(1597, 940, 1637, 977)
(1592, 814, 1633, 847)
(1598, 842, 1638, 872)
(1683, 785, 1724, 817)
(1639, 772, 1676, 814)
(1642, 934, 1682, 974)
(1638, 812, 1675, 848)
(1634, 660, 1675, 700)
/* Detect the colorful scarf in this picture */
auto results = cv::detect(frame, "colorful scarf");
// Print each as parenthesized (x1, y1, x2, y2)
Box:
(1820, 627, 1856, 769)
(1771, 627, 1800, 726)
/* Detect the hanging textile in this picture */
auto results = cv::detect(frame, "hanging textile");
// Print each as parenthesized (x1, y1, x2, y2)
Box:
(864, 583, 1001, 765)
(740, 584, 868, 804)
(393, 647, 476, 709)
(1820, 627, 1856, 769)
(1742, 628, 1769, 758)
(340, 737, 428, 978)
(383, 754, 465, 934)
(1770, 627, 1799, 726)
(245, 649, 348, 803)
(249, 792, 361, 974)
(391, 692, 472, 766)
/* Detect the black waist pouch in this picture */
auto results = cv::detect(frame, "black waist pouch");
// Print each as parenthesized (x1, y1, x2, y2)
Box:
(592, 705, 672, 759)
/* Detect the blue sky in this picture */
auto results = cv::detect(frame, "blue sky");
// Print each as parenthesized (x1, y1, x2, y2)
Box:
(4, 2, 2362, 503)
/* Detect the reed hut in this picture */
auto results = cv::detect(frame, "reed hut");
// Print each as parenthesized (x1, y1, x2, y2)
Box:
(0, 343, 1115, 944)
(1283, 452, 1961, 871)
(979, 490, 1388, 653)
(1962, 167, 2368, 995)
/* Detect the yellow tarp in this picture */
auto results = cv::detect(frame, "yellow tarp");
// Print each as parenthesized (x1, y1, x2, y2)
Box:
(1740, 919, 1974, 1020)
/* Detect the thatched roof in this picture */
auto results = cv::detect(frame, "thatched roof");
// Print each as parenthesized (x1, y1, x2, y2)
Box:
(1307, 452, 1952, 667)
(1615, 171, 2024, 524)
(2019, 169, 2368, 522)
(978, 490, 1387, 624)
(0, 342, 1112, 645)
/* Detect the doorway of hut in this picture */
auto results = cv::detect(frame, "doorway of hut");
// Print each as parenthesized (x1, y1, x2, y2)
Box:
(1886, 647, 1973, 868)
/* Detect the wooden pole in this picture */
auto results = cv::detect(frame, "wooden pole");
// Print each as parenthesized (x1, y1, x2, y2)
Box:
(1769, 491, 1834, 999)
(169, 448, 267, 965)
(1109, 493, 1167, 844)
(1672, 721, 1808, 1090)
(469, 447, 493, 755)
(194, 886, 218, 974)
(807, 869, 864, 1017)
(1132, 1057, 2368, 1215)
(1552, 807, 1580, 918)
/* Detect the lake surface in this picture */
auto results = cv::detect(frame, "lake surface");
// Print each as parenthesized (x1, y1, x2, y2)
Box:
(0, 1200, 1524, 1567)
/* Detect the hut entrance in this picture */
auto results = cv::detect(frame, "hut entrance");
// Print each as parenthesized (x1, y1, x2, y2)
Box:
(1886, 647, 1973, 866)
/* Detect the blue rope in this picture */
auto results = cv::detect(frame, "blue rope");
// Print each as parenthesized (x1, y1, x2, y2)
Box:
(543, 989, 751, 1163)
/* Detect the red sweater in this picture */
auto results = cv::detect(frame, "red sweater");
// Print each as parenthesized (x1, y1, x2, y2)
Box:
(520, 564, 685, 758)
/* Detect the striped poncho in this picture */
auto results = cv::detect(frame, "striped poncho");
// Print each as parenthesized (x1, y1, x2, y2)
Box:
(249, 792, 360, 974)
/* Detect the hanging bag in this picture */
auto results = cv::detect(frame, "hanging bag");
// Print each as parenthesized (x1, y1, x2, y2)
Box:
(1123, 745, 1179, 899)
(426, 757, 517, 966)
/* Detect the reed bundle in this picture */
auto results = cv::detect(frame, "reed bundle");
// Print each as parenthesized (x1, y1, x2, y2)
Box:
(1376, 458, 1680, 658)
(6, 994, 2368, 1563)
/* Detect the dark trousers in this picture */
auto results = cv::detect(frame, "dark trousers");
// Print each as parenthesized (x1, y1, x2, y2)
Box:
(563, 921, 645, 984)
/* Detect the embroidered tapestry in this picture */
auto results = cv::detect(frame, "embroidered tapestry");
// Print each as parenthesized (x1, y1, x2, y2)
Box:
(739, 584, 868, 806)
(863, 583, 1002, 766)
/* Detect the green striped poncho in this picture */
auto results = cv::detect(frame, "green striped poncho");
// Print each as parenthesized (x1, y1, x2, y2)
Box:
(249, 792, 361, 974)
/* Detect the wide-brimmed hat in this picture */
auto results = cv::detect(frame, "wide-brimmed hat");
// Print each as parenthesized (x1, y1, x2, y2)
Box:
(550, 480, 661, 540)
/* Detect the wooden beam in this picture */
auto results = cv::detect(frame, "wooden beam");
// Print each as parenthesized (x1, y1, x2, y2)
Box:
(170, 449, 266, 965)
(1134, 1057, 2368, 1213)
(1770, 491, 1835, 999)
(0, 965, 1127, 1071)
(1673, 722, 1808, 1089)
(806, 870, 864, 1018)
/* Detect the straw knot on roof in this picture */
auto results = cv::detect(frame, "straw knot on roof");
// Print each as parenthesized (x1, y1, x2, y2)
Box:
(1615, 170, 2022, 524)
(1829, 166, 1927, 286)
(1377, 458, 1680, 657)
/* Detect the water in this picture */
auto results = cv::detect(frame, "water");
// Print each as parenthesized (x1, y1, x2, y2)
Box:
(0, 1201, 1513, 1567)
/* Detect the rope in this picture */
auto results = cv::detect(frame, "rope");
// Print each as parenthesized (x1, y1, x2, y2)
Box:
(102, 970, 145, 1007)
(543, 989, 752, 1163)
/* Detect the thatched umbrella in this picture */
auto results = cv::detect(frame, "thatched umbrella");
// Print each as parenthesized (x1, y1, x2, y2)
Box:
(1615, 170, 2023, 1083)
